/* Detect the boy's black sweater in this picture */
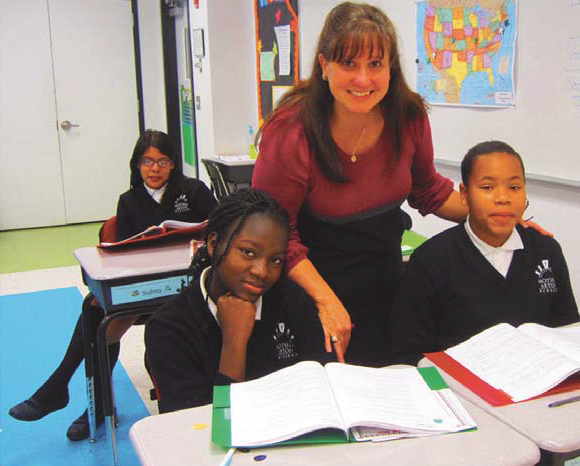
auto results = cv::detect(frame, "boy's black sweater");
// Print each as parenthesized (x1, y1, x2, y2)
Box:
(390, 224, 579, 365)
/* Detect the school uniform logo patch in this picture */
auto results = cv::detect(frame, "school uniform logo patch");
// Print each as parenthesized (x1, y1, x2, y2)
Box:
(173, 194, 190, 214)
(273, 322, 297, 361)
(535, 260, 557, 294)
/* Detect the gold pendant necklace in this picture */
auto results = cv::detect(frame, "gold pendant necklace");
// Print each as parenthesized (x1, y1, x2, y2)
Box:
(350, 127, 367, 163)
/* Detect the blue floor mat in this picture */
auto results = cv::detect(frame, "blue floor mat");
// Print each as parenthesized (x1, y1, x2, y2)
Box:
(0, 287, 150, 465)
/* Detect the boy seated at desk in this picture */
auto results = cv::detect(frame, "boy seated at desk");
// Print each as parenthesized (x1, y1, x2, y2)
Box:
(390, 141, 579, 365)
(144, 189, 332, 414)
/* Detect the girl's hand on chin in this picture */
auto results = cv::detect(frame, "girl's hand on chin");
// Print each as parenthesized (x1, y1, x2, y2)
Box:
(217, 293, 257, 346)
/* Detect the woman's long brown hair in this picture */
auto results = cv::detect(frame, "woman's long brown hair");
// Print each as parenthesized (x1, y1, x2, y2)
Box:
(257, 2, 427, 183)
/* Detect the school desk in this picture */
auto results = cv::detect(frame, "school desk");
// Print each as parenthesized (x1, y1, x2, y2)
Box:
(128, 400, 540, 466)
(74, 239, 192, 466)
(419, 358, 580, 466)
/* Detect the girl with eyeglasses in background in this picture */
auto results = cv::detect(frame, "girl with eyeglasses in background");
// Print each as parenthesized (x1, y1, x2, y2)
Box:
(117, 129, 216, 240)
(9, 130, 217, 441)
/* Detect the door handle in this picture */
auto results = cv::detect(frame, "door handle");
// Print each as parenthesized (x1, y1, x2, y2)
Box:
(60, 120, 80, 131)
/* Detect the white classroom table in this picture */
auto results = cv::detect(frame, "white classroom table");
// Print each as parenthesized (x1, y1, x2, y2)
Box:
(129, 401, 540, 466)
(419, 358, 580, 465)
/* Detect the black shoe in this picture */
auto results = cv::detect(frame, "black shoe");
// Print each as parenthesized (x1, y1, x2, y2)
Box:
(66, 411, 91, 441)
(9, 394, 68, 421)
(66, 409, 112, 441)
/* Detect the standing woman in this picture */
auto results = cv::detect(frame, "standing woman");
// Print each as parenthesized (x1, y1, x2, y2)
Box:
(9, 130, 217, 440)
(252, 2, 466, 366)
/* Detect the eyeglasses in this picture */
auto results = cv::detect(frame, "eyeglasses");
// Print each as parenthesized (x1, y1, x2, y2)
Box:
(140, 157, 173, 168)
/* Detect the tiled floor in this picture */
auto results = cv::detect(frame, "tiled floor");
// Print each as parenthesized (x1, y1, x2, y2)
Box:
(0, 223, 158, 415)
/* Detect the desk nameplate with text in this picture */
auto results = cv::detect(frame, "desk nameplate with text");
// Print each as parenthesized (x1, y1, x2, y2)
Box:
(110, 275, 190, 305)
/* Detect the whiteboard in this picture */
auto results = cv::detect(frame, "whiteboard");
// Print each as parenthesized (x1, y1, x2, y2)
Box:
(299, 0, 580, 183)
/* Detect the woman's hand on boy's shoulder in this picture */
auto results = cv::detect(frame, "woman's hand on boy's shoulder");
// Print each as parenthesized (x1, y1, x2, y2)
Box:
(519, 218, 554, 237)
(217, 294, 257, 346)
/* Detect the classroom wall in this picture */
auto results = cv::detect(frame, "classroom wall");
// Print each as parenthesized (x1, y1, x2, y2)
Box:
(189, 0, 259, 187)
(189, 0, 214, 188)
(207, 0, 259, 154)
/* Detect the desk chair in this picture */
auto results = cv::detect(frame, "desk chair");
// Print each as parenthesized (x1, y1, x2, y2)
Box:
(201, 159, 230, 200)
(201, 158, 254, 200)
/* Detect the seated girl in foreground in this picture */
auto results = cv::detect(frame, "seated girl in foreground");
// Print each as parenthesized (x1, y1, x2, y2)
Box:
(145, 189, 331, 414)
(390, 141, 579, 365)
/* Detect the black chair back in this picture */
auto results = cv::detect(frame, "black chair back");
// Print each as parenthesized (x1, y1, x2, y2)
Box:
(201, 159, 230, 200)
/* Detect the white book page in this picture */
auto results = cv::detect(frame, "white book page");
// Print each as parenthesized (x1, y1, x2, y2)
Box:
(158, 220, 204, 229)
(559, 326, 580, 338)
(350, 388, 476, 442)
(432, 388, 477, 431)
(324, 364, 460, 432)
(230, 361, 344, 446)
(351, 426, 436, 442)
(446, 323, 580, 401)
(519, 323, 580, 363)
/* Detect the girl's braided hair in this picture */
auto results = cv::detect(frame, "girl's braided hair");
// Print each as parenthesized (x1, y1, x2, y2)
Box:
(189, 188, 290, 287)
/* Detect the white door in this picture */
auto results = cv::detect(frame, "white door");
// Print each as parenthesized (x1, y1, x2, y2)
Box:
(0, 0, 66, 229)
(50, 0, 139, 224)
(0, 0, 139, 229)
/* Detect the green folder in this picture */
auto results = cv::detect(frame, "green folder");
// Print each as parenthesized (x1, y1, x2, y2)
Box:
(211, 366, 450, 448)
(401, 230, 427, 256)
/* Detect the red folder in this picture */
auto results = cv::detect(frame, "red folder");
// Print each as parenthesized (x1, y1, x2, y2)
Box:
(425, 351, 580, 406)
(98, 221, 207, 249)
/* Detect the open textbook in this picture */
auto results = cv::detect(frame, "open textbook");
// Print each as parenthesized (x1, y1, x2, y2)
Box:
(426, 323, 580, 404)
(212, 361, 475, 448)
(99, 220, 207, 248)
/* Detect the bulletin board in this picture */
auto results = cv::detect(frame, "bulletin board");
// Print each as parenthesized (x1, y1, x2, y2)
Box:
(254, 0, 299, 124)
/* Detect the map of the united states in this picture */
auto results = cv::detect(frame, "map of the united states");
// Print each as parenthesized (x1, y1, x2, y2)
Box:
(417, 0, 516, 106)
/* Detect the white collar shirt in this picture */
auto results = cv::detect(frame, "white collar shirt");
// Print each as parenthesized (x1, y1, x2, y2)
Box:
(464, 217, 524, 278)
(144, 182, 166, 204)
